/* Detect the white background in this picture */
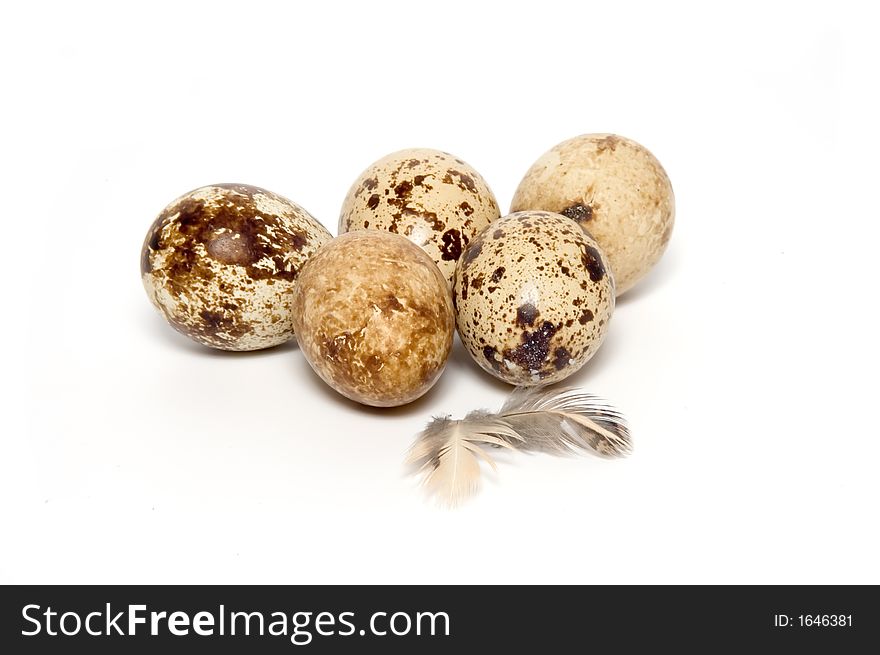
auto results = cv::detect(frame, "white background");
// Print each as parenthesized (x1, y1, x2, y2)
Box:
(3, 1, 878, 584)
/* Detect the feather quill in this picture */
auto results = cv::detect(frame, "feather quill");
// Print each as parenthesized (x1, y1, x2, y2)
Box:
(407, 386, 631, 506)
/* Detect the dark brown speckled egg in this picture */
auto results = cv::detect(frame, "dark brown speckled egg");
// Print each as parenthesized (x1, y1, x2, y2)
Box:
(141, 183, 332, 351)
(338, 148, 501, 285)
(453, 211, 614, 385)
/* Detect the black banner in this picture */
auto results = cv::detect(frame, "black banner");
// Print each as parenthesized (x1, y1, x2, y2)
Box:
(1, 585, 875, 652)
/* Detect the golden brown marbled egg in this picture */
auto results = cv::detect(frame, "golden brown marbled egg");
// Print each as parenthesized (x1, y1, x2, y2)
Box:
(511, 134, 674, 296)
(291, 231, 454, 407)
(141, 183, 332, 351)
(453, 211, 614, 386)
(338, 148, 501, 285)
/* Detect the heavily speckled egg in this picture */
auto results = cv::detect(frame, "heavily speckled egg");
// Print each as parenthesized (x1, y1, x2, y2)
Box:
(453, 211, 614, 386)
(510, 134, 674, 296)
(291, 231, 454, 407)
(338, 148, 501, 285)
(141, 183, 332, 351)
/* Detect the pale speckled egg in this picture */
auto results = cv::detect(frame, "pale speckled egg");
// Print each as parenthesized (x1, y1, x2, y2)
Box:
(338, 148, 501, 285)
(141, 183, 332, 351)
(291, 231, 454, 407)
(453, 211, 614, 386)
(511, 134, 674, 296)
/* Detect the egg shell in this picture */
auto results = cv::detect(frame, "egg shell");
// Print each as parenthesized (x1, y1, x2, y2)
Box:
(141, 183, 331, 351)
(510, 133, 674, 296)
(453, 211, 614, 386)
(338, 148, 501, 285)
(291, 231, 454, 407)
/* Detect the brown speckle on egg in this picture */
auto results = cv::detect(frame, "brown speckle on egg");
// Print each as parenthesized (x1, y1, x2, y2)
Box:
(291, 231, 454, 407)
(141, 183, 331, 351)
(453, 211, 614, 386)
(511, 133, 674, 296)
(338, 148, 501, 285)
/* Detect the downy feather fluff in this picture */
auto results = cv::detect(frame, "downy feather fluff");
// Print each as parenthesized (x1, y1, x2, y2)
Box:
(407, 386, 631, 506)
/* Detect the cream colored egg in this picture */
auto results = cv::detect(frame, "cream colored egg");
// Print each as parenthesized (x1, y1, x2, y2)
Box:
(453, 211, 614, 386)
(339, 148, 501, 284)
(291, 231, 454, 407)
(511, 133, 674, 295)
(141, 183, 332, 351)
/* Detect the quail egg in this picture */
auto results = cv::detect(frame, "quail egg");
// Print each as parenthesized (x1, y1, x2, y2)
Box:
(511, 133, 674, 295)
(292, 231, 454, 407)
(453, 211, 614, 385)
(339, 148, 501, 285)
(141, 183, 331, 351)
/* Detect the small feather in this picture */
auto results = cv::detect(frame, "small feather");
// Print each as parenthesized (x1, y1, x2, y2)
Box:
(499, 387, 632, 457)
(406, 416, 519, 507)
(407, 386, 632, 506)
